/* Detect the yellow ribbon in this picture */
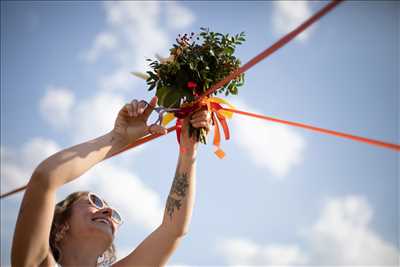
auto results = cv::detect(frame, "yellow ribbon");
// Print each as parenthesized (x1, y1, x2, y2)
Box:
(161, 97, 235, 158)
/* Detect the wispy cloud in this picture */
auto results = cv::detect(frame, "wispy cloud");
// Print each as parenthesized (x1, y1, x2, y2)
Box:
(217, 195, 399, 265)
(39, 86, 75, 130)
(1, 140, 163, 231)
(89, 162, 163, 230)
(2, 2, 195, 265)
(33, 0, 197, 237)
(84, 32, 118, 63)
(39, 88, 126, 144)
(165, 1, 196, 30)
(231, 100, 306, 178)
(217, 238, 307, 265)
(307, 195, 399, 264)
(71, 91, 125, 143)
(272, 1, 313, 42)
(82, 2, 196, 93)
(1, 138, 60, 194)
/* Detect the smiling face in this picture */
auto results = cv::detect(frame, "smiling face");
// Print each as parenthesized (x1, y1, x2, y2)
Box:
(49, 191, 118, 264)
(66, 194, 120, 245)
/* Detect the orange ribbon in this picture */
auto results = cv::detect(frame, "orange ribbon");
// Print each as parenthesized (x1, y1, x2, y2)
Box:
(162, 97, 235, 158)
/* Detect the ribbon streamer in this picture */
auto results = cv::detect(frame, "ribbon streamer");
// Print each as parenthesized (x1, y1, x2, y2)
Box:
(0, 0, 349, 199)
(195, 0, 344, 103)
(161, 97, 234, 158)
(222, 107, 400, 152)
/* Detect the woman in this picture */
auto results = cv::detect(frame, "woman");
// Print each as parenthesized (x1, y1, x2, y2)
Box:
(11, 96, 211, 267)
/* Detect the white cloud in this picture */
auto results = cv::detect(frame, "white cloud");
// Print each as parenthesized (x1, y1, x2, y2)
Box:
(85, 32, 118, 63)
(1, 141, 162, 230)
(20, 138, 60, 168)
(105, 1, 160, 27)
(1, 138, 60, 194)
(1, 139, 160, 231)
(231, 100, 306, 178)
(71, 92, 125, 143)
(94, 2, 169, 93)
(218, 195, 399, 265)
(83, 1, 195, 93)
(39, 86, 75, 129)
(272, 1, 313, 42)
(103, 1, 169, 69)
(90, 162, 163, 230)
(98, 67, 136, 92)
(165, 2, 195, 29)
(217, 238, 307, 265)
(307, 196, 399, 265)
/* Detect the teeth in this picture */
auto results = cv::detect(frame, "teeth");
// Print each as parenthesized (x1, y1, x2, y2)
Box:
(92, 218, 113, 233)
(94, 218, 110, 225)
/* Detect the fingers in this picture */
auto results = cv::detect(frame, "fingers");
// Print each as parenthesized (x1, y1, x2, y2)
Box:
(142, 96, 158, 120)
(130, 99, 139, 117)
(147, 124, 167, 135)
(190, 110, 211, 124)
(126, 98, 155, 118)
(191, 121, 210, 129)
(191, 109, 211, 120)
(190, 110, 211, 130)
(137, 101, 147, 116)
(124, 103, 134, 117)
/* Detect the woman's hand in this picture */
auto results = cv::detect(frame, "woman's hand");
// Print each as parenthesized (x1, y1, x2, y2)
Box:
(112, 96, 167, 145)
(180, 108, 212, 154)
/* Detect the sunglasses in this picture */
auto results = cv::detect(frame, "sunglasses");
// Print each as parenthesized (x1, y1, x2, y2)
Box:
(88, 193, 123, 225)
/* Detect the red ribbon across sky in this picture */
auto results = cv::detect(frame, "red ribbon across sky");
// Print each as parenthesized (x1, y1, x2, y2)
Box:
(2, 0, 398, 199)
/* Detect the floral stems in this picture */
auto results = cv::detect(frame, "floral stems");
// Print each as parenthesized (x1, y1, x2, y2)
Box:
(188, 125, 207, 144)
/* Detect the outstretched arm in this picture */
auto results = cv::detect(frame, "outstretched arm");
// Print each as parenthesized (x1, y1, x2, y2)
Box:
(11, 97, 165, 267)
(162, 138, 197, 236)
(28, 97, 165, 190)
(11, 132, 127, 267)
(113, 109, 211, 267)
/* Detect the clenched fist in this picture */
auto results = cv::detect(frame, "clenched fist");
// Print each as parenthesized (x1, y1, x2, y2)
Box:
(180, 108, 212, 152)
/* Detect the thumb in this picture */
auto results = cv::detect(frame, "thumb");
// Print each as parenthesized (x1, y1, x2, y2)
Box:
(142, 96, 157, 120)
(147, 124, 168, 135)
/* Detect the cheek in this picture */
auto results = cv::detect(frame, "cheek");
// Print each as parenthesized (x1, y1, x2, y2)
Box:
(68, 207, 96, 234)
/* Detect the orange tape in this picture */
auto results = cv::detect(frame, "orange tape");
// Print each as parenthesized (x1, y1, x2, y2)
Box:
(222, 107, 400, 152)
(0, 0, 346, 199)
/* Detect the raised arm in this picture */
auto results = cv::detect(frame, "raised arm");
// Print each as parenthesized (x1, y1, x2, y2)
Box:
(11, 97, 164, 267)
(113, 109, 211, 267)
(161, 135, 197, 236)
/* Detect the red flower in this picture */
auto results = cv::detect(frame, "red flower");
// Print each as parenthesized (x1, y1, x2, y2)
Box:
(187, 81, 197, 90)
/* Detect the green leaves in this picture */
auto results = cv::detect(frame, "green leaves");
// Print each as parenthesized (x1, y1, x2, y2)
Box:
(156, 86, 181, 108)
(141, 28, 247, 144)
(145, 28, 246, 108)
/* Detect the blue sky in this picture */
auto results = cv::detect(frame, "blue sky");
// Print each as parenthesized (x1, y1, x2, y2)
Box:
(1, 1, 399, 266)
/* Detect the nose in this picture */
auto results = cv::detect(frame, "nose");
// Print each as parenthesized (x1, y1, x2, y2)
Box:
(100, 207, 113, 218)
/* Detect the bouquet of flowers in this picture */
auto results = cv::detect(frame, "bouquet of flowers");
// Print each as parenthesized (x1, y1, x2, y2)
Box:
(145, 27, 246, 144)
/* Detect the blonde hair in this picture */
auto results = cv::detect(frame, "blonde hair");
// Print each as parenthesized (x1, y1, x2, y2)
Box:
(49, 191, 116, 266)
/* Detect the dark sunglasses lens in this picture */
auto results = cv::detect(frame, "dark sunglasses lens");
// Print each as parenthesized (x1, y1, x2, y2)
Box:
(89, 194, 103, 208)
(112, 210, 122, 224)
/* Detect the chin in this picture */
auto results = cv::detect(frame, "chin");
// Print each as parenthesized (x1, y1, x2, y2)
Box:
(88, 221, 114, 243)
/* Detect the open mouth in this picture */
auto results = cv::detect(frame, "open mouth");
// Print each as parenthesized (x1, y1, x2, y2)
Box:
(92, 217, 114, 234)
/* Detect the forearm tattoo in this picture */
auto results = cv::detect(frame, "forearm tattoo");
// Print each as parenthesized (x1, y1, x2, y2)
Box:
(166, 172, 189, 219)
